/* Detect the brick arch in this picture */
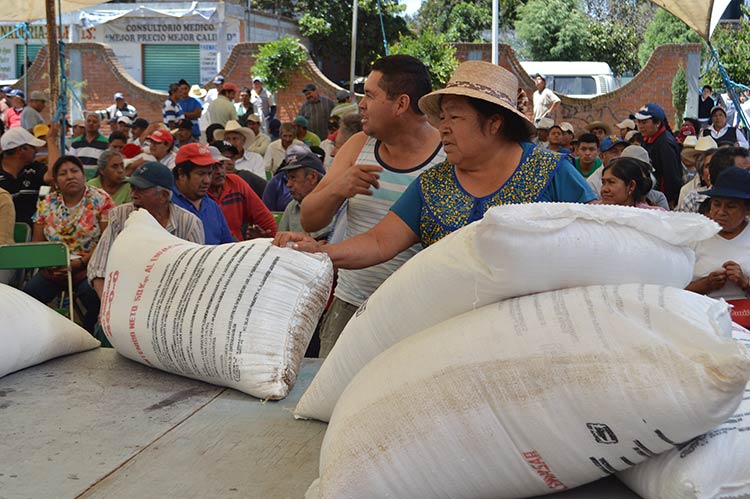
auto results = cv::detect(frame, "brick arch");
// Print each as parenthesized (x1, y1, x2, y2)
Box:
(453, 42, 701, 135)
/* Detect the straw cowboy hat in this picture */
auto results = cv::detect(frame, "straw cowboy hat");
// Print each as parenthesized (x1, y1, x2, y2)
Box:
(418, 61, 536, 138)
(189, 84, 207, 99)
(682, 134, 718, 163)
(585, 121, 612, 135)
(214, 120, 256, 148)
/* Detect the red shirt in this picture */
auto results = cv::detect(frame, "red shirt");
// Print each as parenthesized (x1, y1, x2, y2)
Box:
(208, 174, 277, 241)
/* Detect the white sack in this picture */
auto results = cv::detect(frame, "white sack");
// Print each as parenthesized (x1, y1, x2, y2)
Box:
(296, 203, 719, 421)
(0, 283, 99, 378)
(308, 285, 749, 499)
(100, 210, 333, 400)
(618, 324, 750, 499)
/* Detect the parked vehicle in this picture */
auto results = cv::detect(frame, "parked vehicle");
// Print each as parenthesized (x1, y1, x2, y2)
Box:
(520, 61, 618, 98)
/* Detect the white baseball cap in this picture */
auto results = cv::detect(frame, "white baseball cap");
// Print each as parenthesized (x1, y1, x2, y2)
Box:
(1, 127, 46, 150)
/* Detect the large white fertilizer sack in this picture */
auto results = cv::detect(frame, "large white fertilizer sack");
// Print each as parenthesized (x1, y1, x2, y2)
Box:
(100, 210, 333, 400)
(0, 283, 99, 378)
(296, 203, 719, 421)
(618, 325, 750, 499)
(306, 285, 750, 499)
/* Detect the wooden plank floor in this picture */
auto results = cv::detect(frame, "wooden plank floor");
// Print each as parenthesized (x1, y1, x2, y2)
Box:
(0, 350, 640, 499)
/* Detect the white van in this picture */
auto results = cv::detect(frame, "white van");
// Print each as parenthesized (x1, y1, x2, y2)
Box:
(519, 61, 618, 98)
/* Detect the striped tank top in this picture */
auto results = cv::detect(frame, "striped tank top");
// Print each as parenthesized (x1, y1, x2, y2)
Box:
(334, 136, 445, 307)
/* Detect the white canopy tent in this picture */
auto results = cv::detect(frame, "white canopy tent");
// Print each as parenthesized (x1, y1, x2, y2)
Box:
(2, 0, 105, 23)
(650, 0, 733, 40)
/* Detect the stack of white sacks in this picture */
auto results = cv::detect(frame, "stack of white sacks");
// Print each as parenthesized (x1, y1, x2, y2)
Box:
(295, 203, 750, 499)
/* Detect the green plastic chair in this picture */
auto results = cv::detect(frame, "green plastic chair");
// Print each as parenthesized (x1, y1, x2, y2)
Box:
(0, 242, 75, 321)
(13, 222, 31, 243)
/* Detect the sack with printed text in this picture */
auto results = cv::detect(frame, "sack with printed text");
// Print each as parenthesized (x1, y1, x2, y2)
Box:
(306, 285, 750, 499)
(101, 210, 333, 400)
(296, 204, 720, 422)
(618, 325, 750, 499)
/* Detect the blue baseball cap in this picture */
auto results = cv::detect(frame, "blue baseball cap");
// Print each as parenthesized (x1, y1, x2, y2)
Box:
(127, 161, 174, 190)
(600, 135, 629, 153)
(8, 89, 24, 100)
(634, 103, 666, 121)
(0, 86, 11, 94)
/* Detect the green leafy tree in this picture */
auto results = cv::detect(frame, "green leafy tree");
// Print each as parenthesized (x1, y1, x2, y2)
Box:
(389, 30, 459, 89)
(251, 36, 306, 92)
(672, 64, 688, 123)
(638, 9, 701, 67)
(704, 9, 750, 90)
(514, 0, 590, 60)
(416, 0, 525, 38)
(295, 0, 407, 77)
(585, 19, 640, 76)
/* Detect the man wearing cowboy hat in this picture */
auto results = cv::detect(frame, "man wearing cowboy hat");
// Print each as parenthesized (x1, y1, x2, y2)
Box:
(177, 79, 204, 140)
(214, 120, 264, 178)
(296, 54, 446, 357)
(584, 121, 611, 143)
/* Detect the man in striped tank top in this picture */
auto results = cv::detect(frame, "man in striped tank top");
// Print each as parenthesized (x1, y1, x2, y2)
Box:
(293, 55, 445, 357)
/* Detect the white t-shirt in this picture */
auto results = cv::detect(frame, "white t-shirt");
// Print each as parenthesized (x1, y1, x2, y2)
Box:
(234, 151, 265, 178)
(533, 87, 560, 122)
(693, 222, 750, 300)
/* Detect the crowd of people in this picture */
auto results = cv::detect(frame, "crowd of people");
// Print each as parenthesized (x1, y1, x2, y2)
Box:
(2, 55, 750, 349)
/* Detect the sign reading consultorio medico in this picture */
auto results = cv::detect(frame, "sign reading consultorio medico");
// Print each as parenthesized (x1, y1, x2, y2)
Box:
(0, 17, 240, 83)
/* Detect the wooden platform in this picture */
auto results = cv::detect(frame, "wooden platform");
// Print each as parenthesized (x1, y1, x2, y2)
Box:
(0, 349, 641, 498)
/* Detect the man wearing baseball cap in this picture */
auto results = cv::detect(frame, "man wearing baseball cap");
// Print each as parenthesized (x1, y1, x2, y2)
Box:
(634, 102, 682, 208)
(20, 90, 47, 131)
(251, 76, 276, 134)
(146, 129, 176, 169)
(276, 149, 332, 240)
(585, 135, 630, 197)
(93, 92, 138, 125)
(331, 89, 358, 119)
(171, 143, 233, 244)
(0, 127, 47, 224)
(293, 115, 321, 147)
(532, 73, 560, 126)
(208, 82, 239, 127)
(300, 83, 336, 140)
(88, 161, 204, 313)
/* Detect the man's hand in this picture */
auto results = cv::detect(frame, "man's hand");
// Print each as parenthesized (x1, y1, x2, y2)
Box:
(330, 163, 383, 199)
(272, 231, 324, 253)
(245, 224, 274, 240)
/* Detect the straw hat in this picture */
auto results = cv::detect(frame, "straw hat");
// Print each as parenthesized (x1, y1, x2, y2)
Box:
(682, 135, 718, 163)
(418, 61, 536, 138)
(189, 84, 207, 99)
(585, 121, 612, 135)
(214, 120, 255, 148)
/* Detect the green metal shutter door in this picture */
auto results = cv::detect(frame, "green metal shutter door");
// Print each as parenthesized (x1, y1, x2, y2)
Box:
(142, 44, 200, 92)
(15, 44, 42, 78)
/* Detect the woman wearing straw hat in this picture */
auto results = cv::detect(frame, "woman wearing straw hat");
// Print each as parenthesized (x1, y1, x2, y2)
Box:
(274, 61, 595, 267)
(687, 166, 750, 326)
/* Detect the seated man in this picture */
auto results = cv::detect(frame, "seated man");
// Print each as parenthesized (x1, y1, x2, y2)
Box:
(293, 116, 321, 147)
(215, 120, 265, 178)
(277, 149, 332, 240)
(207, 149, 277, 241)
(171, 143, 234, 244)
(88, 161, 205, 299)
(246, 114, 271, 157)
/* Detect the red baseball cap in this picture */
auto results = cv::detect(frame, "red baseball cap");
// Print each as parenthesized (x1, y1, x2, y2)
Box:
(176, 143, 216, 166)
(121, 143, 142, 159)
(677, 124, 696, 144)
(223, 82, 240, 93)
(148, 129, 174, 145)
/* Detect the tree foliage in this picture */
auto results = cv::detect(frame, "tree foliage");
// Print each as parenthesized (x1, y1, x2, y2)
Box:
(672, 65, 688, 123)
(585, 19, 640, 76)
(414, 0, 526, 42)
(638, 9, 701, 67)
(514, 0, 590, 60)
(251, 36, 307, 92)
(704, 9, 750, 90)
(389, 30, 459, 89)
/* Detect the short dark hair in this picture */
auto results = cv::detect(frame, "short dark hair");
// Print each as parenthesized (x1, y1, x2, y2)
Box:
(371, 55, 432, 114)
(52, 155, 85, 178)
(178, 79, 189, 86)
(465, 96, 532, 143)
(702, 85, 712, 91)
(109, 131, 128, 143)
(206, 124, 225, 144)
(578, 133, 599, 146)
(603, 157, 653, 203)
(709, 147, 750, 184)
(173, 161, 207, 179)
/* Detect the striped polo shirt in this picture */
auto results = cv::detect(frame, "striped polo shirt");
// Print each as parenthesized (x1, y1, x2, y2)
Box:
(70, 134, 109, 177)
(334, 136, 445, 307)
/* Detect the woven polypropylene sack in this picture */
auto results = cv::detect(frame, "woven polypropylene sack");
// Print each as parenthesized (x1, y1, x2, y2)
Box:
(101, 210, 333, 400)
(296, 204, 719, 421)
(618, 324, 750, 499)
(0, 283, 99, 378)
(307, 285, 750, 499)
